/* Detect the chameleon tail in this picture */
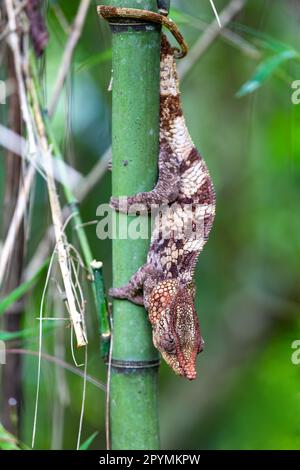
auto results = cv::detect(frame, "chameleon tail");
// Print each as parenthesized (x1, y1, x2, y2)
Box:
(159, 35, 195, 162)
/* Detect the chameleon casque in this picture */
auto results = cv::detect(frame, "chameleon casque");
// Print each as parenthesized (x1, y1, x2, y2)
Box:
(109, 33, 216, 380)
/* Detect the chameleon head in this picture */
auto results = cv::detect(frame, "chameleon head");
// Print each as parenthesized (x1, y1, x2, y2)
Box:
(148, 279, 203, 380)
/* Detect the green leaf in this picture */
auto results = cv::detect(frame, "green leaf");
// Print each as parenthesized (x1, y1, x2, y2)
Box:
(79, 431, 99, 450)
(76, 49, 112, 72)
(0, 321, 56, 342)
(0, 329, 34, 341)
(0, 322, 56, 342)
(236, 49, 298, 97)
(0, 259, 49, 317)
(169, 7, 191, 24)
(232, 23, 296, 54)
(0, 423, 20, 450)
(170, 7, 208, 25)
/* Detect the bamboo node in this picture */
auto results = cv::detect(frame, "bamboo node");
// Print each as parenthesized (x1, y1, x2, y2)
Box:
(108, 358, 160, 370)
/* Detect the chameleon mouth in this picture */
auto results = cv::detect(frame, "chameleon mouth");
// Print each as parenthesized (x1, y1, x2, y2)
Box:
(160, 350, 197, 380)
(182, 364, 197, 380)
(174, 355, 197, 380)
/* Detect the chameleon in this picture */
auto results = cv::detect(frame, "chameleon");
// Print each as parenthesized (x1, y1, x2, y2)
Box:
(109, 34, 216, 380)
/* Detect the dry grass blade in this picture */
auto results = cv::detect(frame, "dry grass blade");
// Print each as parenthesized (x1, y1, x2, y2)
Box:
(6, 348, 105, 390)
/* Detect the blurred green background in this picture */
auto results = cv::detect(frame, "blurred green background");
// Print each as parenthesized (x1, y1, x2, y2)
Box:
(1, 0, 300, 450)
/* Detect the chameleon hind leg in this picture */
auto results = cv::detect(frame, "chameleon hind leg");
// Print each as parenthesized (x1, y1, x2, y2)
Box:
(110, 147, 180, 214)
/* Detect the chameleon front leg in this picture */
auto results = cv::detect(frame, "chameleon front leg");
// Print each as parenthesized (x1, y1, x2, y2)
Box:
(110, 147, 180, 214)
(109, 263, 157, 306)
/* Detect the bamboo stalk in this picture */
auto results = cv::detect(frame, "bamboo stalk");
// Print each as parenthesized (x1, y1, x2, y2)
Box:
(102, 0, 161, 450)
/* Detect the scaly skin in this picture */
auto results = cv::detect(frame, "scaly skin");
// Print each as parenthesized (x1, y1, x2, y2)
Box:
(109, 35, 216, 380)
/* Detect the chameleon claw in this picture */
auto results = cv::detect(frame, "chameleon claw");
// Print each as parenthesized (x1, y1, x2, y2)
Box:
(109, 287, 144, 306)
(109, 287, 125, 298)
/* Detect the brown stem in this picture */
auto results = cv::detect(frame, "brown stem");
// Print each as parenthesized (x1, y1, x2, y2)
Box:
(1, 47, 24, 437)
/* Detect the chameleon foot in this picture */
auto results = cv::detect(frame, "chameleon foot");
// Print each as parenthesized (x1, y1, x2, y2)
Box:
(109, 286, 144, 306)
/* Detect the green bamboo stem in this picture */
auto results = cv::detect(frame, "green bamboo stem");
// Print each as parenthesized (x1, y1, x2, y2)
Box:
(107, 0, 161, 450)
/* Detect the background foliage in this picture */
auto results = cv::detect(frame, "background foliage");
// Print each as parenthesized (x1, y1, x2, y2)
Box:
(1, 0, 300, 450)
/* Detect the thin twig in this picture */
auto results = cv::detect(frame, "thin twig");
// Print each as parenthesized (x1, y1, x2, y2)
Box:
(105, 322, 113, 450)
(178, 0, 248, 80)
(51, 2, 71, 35)
(217, 27, 261, 59)
(6, 348, 105, 390)
(32, 248, 56, 448)
(51, 294, 70, 450)
(48, 0, 91, 118)
(76, 346, 88, 450)
(180, 13, 260, 60)
(0, 165, 35, 287)
(4, 0, 36, 148)
(1, 0, 39, 288)
(209, 0, 222, 27)
(0, 123, 83, 185)
(0, 0, 28, 42)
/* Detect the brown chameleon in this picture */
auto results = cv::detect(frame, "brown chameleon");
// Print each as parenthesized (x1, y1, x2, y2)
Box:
(109, 34, 216, 380)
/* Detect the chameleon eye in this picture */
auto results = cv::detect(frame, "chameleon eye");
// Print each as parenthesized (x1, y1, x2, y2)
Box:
(165, 342, 176, 354)
(161, 334, 176, 354)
